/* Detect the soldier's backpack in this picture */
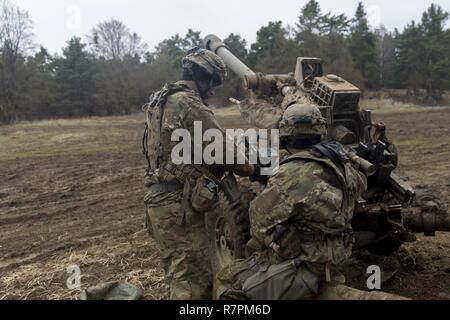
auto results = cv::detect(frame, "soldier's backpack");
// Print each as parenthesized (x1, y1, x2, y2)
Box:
(242, 258, 319, 300)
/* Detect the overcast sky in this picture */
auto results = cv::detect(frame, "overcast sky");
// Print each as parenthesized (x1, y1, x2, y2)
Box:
(15, 0, 450, 54)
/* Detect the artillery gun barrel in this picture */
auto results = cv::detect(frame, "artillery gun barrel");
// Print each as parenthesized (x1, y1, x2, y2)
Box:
(204, 34, 258, 89)
(403, 210, 450, 236)
(205, 35, 297, 91)
(348, 152, 377, 177)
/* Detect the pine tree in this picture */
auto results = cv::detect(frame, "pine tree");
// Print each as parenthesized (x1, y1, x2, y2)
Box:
(420, 4, 450, 100)
(21, 47, 56, 119)
(293, 1, 362, 87)
(250, 21, 287, 59)
(374, 26, 398, 88)
(296, 0, 323, 36)
(349, 2, 380, 88)
(394, 4, 450, 101)
(321, 13, 351, 37)
(52, 37, 96, 117)
(294, 0, 323, 56)
(394, 22, 424, 95)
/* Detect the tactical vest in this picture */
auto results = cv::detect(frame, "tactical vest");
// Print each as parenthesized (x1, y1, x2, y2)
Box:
(280, 150, 366, 268)
(280, 150, 362, 222)
(144, 82, 194, 171)
(250, 146, 367, 277)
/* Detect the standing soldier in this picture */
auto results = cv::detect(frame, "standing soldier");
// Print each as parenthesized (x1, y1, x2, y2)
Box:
(216, 104, 368, 300)
(143, 48, 255, 300)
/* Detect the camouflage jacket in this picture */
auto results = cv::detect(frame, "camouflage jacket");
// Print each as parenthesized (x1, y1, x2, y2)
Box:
(144, 81, 254, 203)
(248, 149, 367, 272)
(238, 90, 311, 129)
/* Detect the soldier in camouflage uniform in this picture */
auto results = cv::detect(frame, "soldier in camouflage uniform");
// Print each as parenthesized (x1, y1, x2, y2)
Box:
(143, 48, 255, 300)
(216, 104, 368, 300)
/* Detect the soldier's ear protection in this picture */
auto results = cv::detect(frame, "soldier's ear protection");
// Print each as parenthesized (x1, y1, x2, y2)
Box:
(210, 73, 223, 87)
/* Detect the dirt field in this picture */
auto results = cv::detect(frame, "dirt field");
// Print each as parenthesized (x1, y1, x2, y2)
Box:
(0, 101, 449, 300)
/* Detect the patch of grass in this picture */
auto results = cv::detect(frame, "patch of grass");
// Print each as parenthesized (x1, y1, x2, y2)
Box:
(0, 116, 142, 161)
(0, 231, 166, 300)
(361, 98, 449, 114)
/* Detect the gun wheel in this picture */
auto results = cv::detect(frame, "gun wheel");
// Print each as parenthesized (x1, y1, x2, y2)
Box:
(206, 192, 251, 276)
(367, 237, 404, 256)
(215, 214, 236, 267)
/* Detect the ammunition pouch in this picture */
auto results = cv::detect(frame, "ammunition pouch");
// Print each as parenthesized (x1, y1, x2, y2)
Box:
(190, 176, 219, 213)
(144, 207, 155, 237)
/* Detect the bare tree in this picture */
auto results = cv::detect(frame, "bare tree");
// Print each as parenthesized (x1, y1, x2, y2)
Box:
(88, 19, 148, 60)
(0, 0, 34, 56)
(0, 0, 34, 123)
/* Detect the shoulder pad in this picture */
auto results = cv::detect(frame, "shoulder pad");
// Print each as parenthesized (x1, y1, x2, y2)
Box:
(280, 150, 346, 185)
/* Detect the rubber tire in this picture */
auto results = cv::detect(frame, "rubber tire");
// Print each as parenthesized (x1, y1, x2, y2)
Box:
(366, 237, 403, 256)
(205, 191, 251, 276)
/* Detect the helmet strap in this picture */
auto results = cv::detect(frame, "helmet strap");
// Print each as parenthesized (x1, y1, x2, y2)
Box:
(192, 70, 212, 100)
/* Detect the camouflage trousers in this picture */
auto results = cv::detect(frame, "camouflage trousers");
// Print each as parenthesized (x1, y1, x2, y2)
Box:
(147, 199, 213, 300)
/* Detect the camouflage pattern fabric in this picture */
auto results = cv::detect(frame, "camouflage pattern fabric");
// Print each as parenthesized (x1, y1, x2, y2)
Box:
(216, 150, 367, 300)
(146, 81, 253, 184)
(146, 195, 213, 299)
(238, 98, 284, 129)
(215, 257, 257, 300)
(144, 81, 253, 300)
(279, 104, 328, 137)
(238, 90, 312, 130)
(250, 151, 367, 271)
(183, 48, 227, 85)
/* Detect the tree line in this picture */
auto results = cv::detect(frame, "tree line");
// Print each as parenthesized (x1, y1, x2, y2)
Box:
(1, 0, 449, 124)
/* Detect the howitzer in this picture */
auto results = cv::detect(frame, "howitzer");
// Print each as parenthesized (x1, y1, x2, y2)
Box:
(204, 34, 450, 263)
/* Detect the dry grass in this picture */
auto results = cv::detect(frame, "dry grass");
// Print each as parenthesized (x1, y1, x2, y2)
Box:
(361, 98, 449, 113)
(213, 98, 449, 120)
(0, 114, 143, 161)
(3, 115, 142, 129)
(0, 231, 167, 300)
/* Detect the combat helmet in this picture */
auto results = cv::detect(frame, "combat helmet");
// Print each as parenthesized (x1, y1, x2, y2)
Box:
(182, 47, 227, 87)
(279, 104, 327, 138)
